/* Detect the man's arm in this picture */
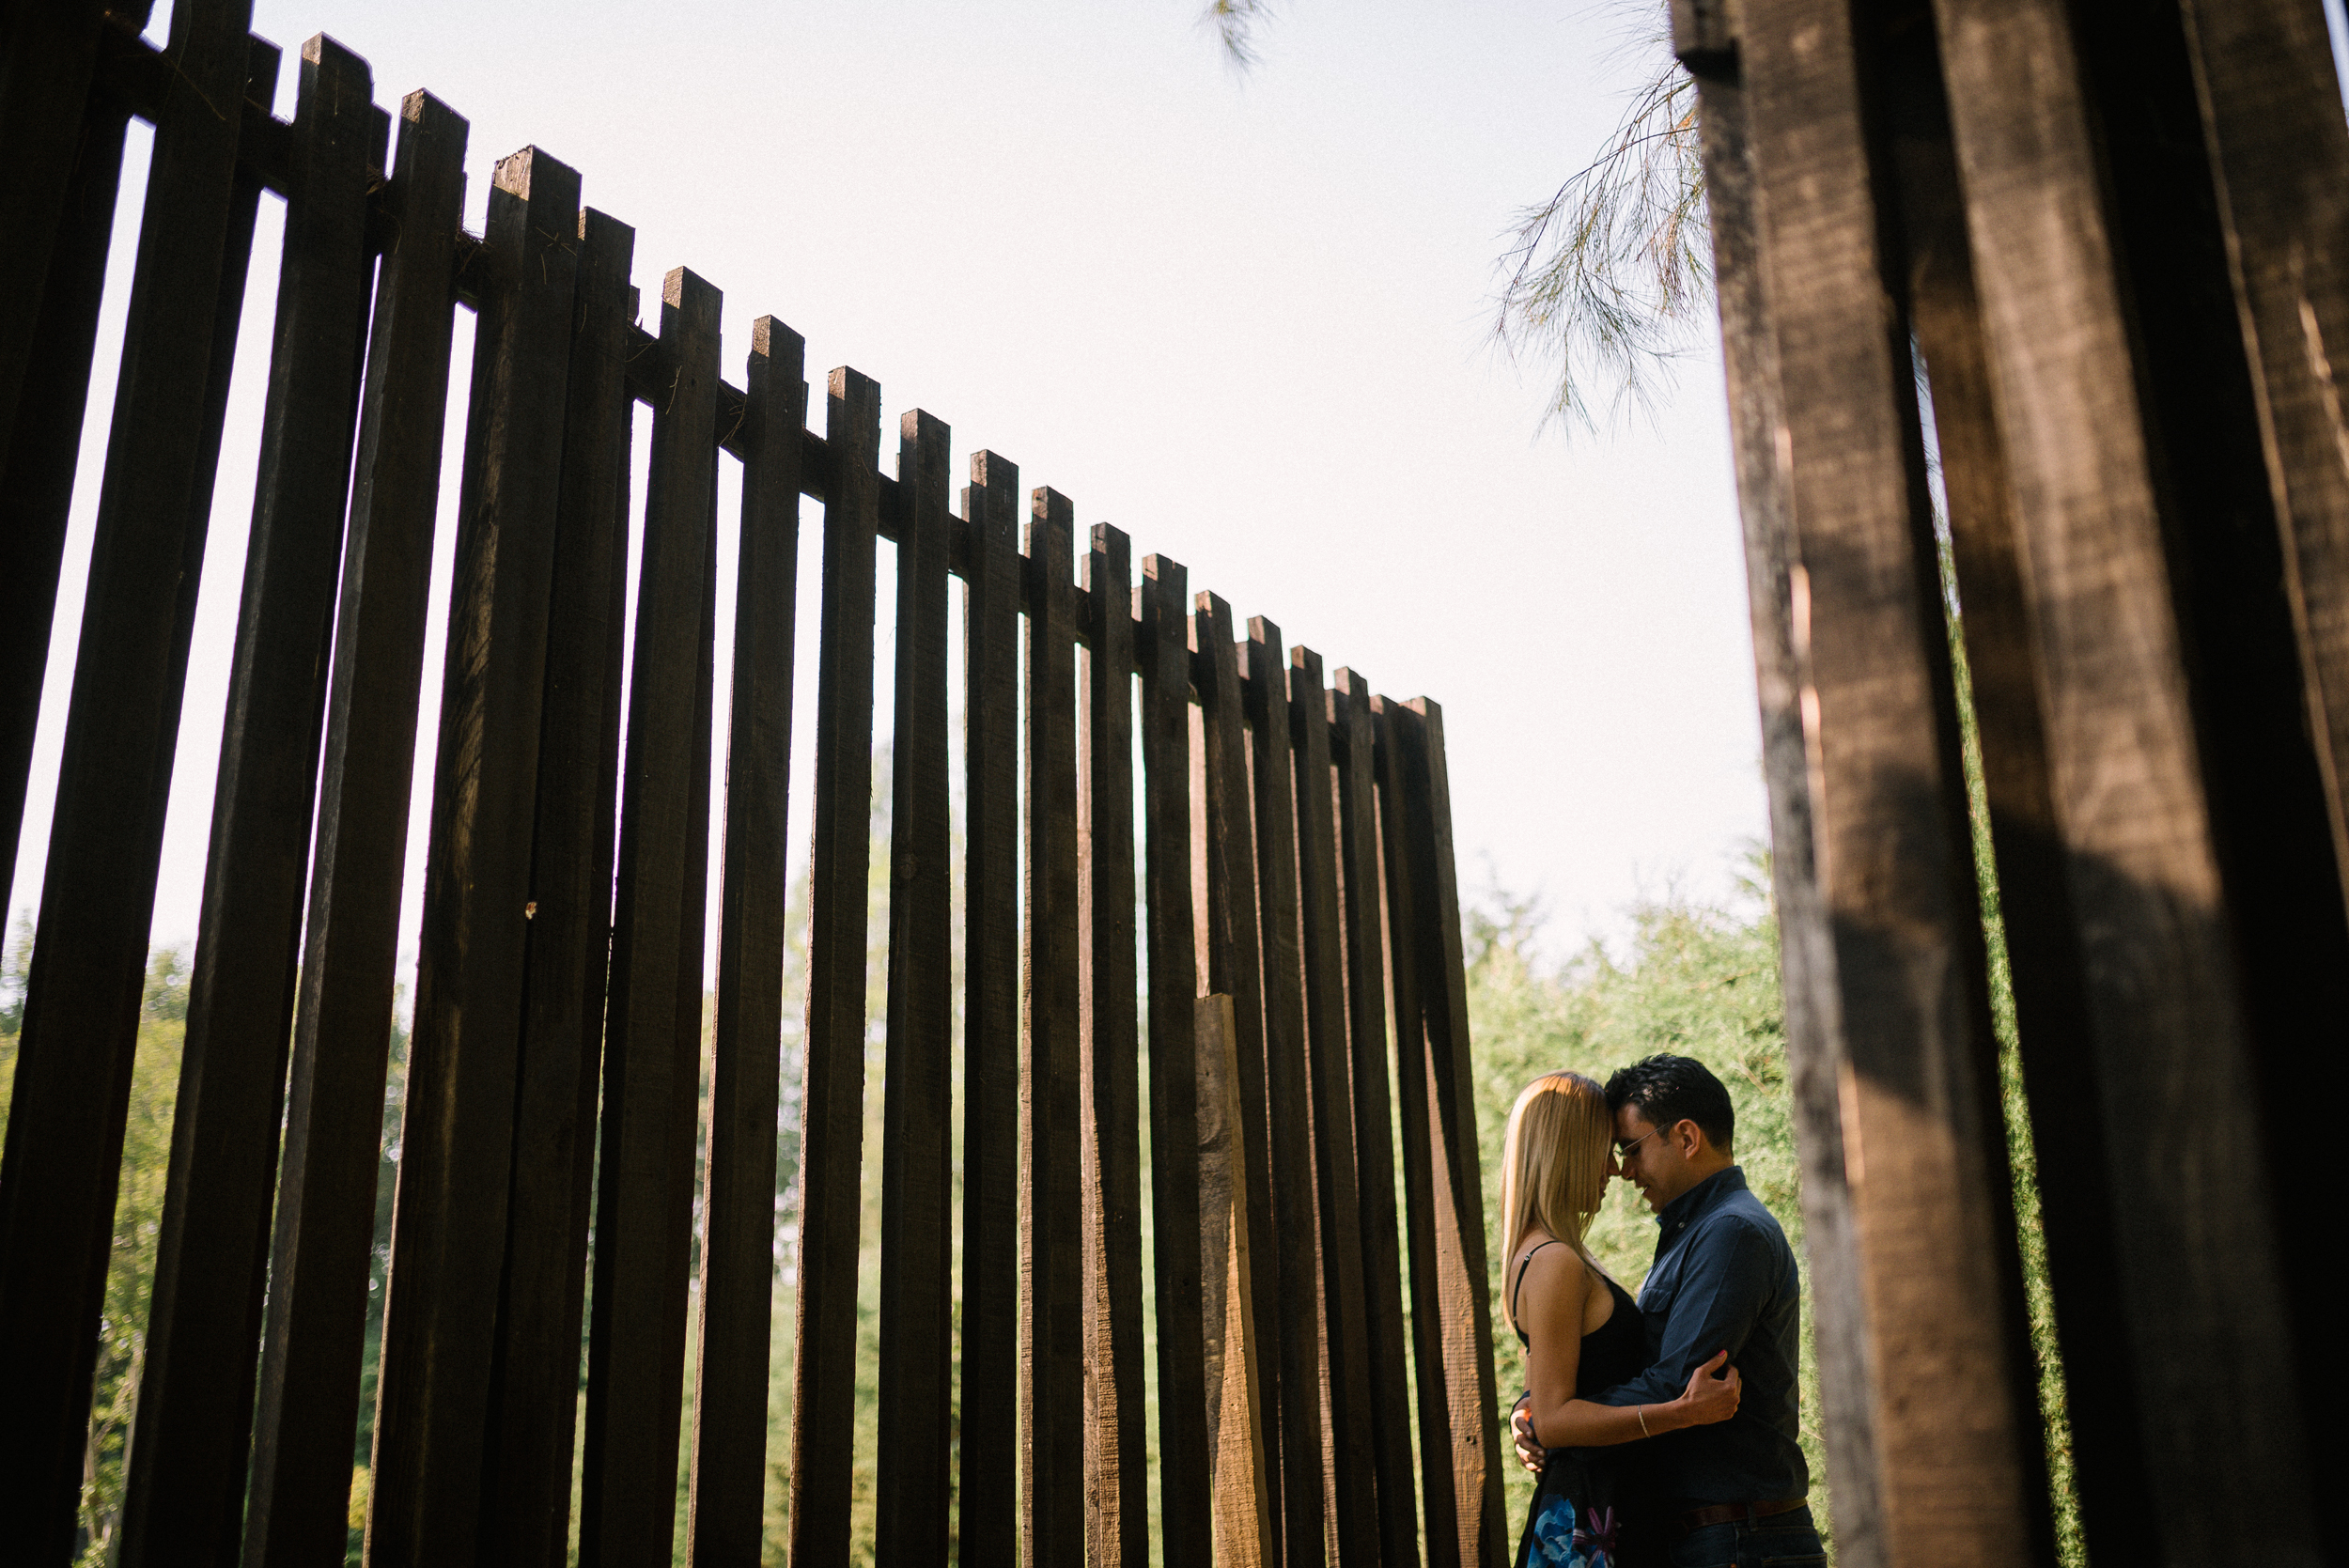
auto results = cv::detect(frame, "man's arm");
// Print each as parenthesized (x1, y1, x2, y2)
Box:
(1595, 1220, 1770, 1408)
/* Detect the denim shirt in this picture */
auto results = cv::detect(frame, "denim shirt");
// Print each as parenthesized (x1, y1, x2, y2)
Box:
(1595, 1166, 1809, 1504)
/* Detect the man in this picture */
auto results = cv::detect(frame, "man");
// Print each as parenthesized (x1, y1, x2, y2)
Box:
(1513, 1054, 1820, 1568)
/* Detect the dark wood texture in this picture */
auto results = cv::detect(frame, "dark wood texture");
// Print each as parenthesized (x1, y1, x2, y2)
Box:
(1923, 0, 2331, 1546)
(2168, 0, 2349, 1494)
(113, 38, 379, 1566)
(1194, 991, 1274, 1568)
(474, 202, 637, 1566)
(959, 449, 1023, 1568)
(581, 266, 723, 1567)
(787, 365, 882, 1568)
(0, 0, 126, 465)
(1138, 554, 1212, 1564)
(0, 7, 263, 1554)
(688, 315, 806, 1567)
(1190, 592, 1284, 1546)
(366, 147, 581, 1568)
(1287, 646, 1379, 1565)
(876, 408, 956, 1566)
(1024, 488, 1084, 1568)
(0, 4, 152, 905)
(242, 88, 469, 1568)
(1382, 699, 1505, 1568)
(1330, 669, 1419, 1568)
(1371, 697, 1457, 1568)
(1241, 618, 1325, 1568)
(1678, 43, 1890, 1564)
(1080, 524, 1148, 1568)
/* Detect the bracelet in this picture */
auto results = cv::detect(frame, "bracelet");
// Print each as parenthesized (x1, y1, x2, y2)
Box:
(1636, 1405, 1653, 1438)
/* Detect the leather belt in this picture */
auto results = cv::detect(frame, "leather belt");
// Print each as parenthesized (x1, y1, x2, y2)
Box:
(1671, 1496, 1810, 1534)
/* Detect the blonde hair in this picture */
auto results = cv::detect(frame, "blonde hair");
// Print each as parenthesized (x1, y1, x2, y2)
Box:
(1497, 1071, 1614, 1333)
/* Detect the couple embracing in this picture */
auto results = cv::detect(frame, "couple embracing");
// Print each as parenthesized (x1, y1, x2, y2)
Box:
(1500, 1055, 1822, 1568)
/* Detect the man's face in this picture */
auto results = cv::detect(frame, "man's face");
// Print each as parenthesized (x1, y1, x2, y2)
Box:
(1613, 1103, 1691, 1212)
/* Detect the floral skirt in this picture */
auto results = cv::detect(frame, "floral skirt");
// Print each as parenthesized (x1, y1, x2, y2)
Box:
(1516, 1451, 1640, 1568)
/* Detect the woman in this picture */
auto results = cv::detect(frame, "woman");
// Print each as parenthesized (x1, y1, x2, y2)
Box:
(1501, 1072, 1742, 1568)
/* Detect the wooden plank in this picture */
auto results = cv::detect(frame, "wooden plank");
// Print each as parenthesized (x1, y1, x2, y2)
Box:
(472, 203, 638, 1565)
(876, 408, 956, 1565)
(108, 36, 378, 1566)
(1138, 553, 1212, 1562)
(1242, 617, 1324, 1568)
(1384, 699, 1506, 1568)
(1287, 646, 1379, 1565)
(688, 315, 807, 1566)
(2137, 0, 2349, 1493)
(1080, 523, 1148, 1568)
(1329, 669, 1419, 1568)
(364, 145, 582, 1568)
(241, 87, 469, 1568)
(1676, 43, 1890, 1562)
(0, 24, 149, 904)
(1923, 0, 2333, 1545)
(0, 0, 128, 466)
(0, 8, 264, 1553)
(1370, 697, 1456, 1568)
(1024, 488, 1084, 1568)
(787, 365, 883, 1568)
(1195, 991, 1275, 1568)
(579, 266, 723, 1566)
(1189, 591, 1283, 1545)
(958, 449, 1023, 1568)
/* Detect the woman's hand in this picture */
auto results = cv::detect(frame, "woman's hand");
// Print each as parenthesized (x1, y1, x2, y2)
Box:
(1673, 1350, 1742, 1426)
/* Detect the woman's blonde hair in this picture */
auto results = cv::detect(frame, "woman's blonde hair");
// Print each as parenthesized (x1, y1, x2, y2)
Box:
(1497, 1071, 1614, 1333)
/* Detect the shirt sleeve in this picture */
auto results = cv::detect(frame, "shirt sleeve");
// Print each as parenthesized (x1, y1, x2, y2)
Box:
(1592, 1219, 1769, 1408)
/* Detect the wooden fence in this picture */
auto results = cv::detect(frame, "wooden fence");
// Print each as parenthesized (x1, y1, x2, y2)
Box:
(1684, 0, 2347, 1560)
(0, 5, 1504, 1564)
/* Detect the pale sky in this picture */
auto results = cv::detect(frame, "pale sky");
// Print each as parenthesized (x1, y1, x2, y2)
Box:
(11, 0, 1770, 976)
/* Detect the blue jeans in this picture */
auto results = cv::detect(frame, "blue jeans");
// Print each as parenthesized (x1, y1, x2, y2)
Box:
(1664, 1505, 1825, 1568)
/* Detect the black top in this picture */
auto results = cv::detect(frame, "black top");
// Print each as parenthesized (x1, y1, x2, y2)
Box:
(1510, 1240, 1649, 1415)
(1593, 1167, 1810, 1504)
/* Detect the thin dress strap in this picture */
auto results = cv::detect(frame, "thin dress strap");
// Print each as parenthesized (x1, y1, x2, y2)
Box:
(1510, 1237, 1565, 1327)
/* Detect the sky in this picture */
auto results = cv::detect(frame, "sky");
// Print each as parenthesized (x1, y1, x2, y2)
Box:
(11, 0, 1775, 979)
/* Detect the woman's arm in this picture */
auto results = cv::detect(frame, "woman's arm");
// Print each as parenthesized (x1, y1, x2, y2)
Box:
(1517, 1245, 1741, 1450)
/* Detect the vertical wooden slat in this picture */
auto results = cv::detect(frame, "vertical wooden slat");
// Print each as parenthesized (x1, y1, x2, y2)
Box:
(0, 3, 157, 902)
(1922, 0, 2328, 1545)
(113, 37, 380, 1565)
(688, 315, 806, 1565)
(242, 88, 469, 1568)
(0, 4, 261, 1552)
(1387, 699, 1504, 1568)
(1138, 552, 1211, 1561)
(366, 145, 581, 1568)
(1195, 990, 1275, 1568)
(1370, 696, 1456, 1568)
(1080, 523, 1148, 1568)
(877, 407, 956, 1565)
(1024, 487, 1084, 1568)
(474, 202, 638, 1564)
(1330, 669, 1419, 1568)
(1244, 616, 1324, 1568)
(787, 365, 883, 1568)
(580, 265, 723, 1566)
(1190, 590, 1283, 1548)
(0, 0, 130, 464)
(959, 448, 1023, 1568)
(1288, 645, 1379, 1565)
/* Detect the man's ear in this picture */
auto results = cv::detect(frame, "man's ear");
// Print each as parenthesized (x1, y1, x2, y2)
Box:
(1674, 1119, 1704, 1158)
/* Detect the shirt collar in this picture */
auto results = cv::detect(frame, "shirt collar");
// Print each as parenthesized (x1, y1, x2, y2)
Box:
(1655, 1164, 1747, 1239)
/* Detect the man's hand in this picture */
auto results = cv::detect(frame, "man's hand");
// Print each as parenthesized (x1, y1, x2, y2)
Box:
(1510, 1394, 1546, 1475)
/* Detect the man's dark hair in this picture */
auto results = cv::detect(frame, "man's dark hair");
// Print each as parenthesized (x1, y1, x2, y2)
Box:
(1605, 1054, 1735, 1155)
